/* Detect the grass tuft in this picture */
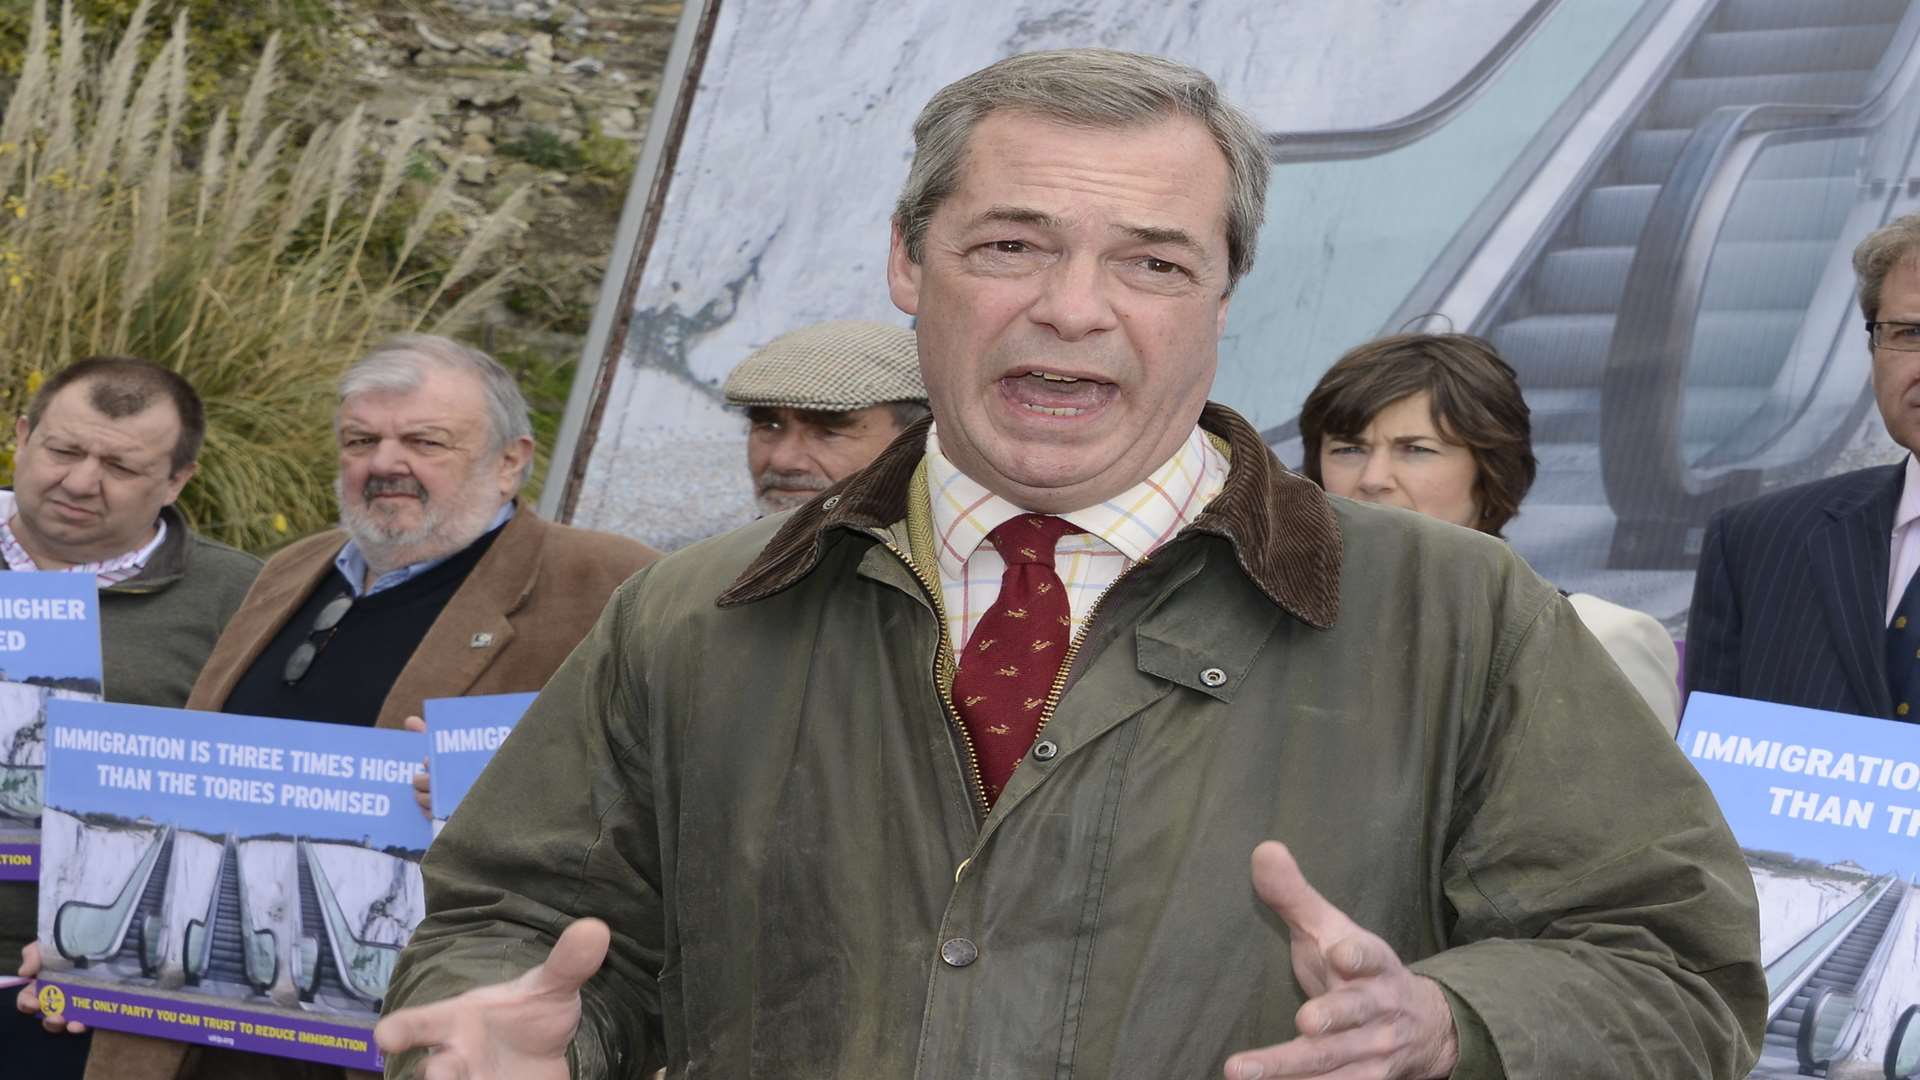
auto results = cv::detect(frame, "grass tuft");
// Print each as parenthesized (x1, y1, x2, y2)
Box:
(0, 0, 529, 553)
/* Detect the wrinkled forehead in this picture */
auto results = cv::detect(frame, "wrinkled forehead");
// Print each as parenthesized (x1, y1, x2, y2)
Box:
(946, 111, 1234, 244)
(336, 367, 491, 433)
(33, 381, 181, 458)
(1884, 252, 1920, 317)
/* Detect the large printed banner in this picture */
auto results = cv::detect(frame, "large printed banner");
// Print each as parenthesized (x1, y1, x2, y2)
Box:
(34, 701, 430, 1070)
(1682, 693, 1920, 1076)
(425, 691, 534, 836)
(0, 572, 104, 880)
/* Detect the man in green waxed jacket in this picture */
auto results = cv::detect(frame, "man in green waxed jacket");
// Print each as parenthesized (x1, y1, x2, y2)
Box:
(375, 49, 1765, 1080)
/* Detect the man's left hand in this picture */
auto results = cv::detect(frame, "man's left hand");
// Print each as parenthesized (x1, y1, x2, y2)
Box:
(1224, 842, 1458, 1080)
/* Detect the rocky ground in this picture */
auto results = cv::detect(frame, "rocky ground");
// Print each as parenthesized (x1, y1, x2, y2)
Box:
(316, 0, 682, 453)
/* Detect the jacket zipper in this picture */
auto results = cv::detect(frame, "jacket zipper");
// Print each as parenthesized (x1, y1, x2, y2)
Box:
(885, 542, 992, 819)
(888, 540, 1141, 815)
(1032, 563, 1135, 745)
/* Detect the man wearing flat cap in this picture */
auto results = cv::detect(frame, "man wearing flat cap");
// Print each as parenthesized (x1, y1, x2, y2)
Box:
(722, 319, 928, 514)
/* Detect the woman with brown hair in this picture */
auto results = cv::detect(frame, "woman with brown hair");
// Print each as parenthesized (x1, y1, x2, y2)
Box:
(1298, 332, 1680, 733)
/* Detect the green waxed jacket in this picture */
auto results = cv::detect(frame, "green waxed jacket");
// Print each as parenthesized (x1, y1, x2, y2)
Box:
(384, 404, 1764, 1079)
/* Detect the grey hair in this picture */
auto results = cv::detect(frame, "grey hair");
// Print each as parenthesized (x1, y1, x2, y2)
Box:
(338, 334, 535, 486)
(892, 48, 1271, 291)
(1854, 211, 1920, 321)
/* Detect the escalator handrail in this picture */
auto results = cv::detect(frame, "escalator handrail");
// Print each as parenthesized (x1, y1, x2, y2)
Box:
(1263, 0, 1560, 164)
(229, 839, 277, 992)
(1823, 881, 1913, 1071)
(1888, 1002, 1920, 1079)
(299, 838, 403, 1004)
(1800, 983, 1842, 1073)
(1768, 875, 1897, 1024)
(1597, 3, 1920, 521)
(184, 834, 233, 981)
(50, 823, 169, 963)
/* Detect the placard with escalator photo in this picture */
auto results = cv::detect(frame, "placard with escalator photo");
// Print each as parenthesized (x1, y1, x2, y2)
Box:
(0, 571, 103, 880)
(1683, 692, 1920, 1079)
(31, 699, 431, 1070)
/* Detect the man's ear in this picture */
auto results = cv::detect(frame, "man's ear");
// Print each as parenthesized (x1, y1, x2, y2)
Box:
(162, 460, 198, 506)
(14, 415, 28, 453)
(887, 222, 922, 318)
(498, 435, 535, 497)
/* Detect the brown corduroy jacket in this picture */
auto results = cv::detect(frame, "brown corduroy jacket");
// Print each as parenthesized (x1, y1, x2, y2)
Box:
(81, 502, 659, 1080)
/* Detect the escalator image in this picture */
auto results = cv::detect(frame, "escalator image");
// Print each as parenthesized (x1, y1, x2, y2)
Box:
(110, 827, 174, 975)
(50, 824, 174, 969)
(1757, 876, 1910, 1077)
(203, 845, 247, 987)
(293, 839, 409, 1012)
(295, 841, 351, 1005)
(1226, 0, 1920, 616)
(1477, 0, 1920, 575)
(183, 837, 276, 996)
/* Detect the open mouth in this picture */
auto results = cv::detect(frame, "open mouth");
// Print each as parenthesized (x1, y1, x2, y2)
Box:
(998, 369, 1117, 418)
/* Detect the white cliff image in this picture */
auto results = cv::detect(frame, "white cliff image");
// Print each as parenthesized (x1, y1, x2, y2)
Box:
(0, 684, 100, 823)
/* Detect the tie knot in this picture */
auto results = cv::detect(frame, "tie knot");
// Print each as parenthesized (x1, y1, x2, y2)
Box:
(987, 515, 1079, 567)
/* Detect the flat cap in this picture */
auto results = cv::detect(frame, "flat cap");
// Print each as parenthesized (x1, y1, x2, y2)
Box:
(722, 320, 925, 411)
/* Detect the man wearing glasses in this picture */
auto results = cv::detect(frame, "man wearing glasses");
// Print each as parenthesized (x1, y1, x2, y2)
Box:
(1688, 211, 1920, 722)
(79, 334, 658, 1080)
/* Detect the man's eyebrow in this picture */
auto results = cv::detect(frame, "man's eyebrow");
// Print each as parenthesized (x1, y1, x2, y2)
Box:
(1120, 224, 1206, 256)
(973, 205, 1060, 230)
(797, 408, 860, 431)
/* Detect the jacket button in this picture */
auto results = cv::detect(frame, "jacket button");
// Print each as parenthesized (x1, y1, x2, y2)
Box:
(1199, 667, 1227, 688)
(1032, 740, 1058, 761)
(821, 495, 841, 510)
(940, 937, 978, 967)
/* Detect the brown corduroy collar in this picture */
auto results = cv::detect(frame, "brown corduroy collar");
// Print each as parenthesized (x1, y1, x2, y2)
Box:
(716, 402, 1342, 629)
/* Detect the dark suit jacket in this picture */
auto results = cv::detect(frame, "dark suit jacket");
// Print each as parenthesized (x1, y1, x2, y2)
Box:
(1685, 462, 1906, 720)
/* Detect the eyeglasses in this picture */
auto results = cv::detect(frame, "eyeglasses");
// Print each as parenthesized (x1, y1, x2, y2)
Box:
(283, 593, 354, 685)
(1868, 320, 1920, 351)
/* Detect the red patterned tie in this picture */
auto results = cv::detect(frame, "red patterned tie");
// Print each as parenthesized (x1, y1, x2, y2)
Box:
(953, 515, 1081, 806)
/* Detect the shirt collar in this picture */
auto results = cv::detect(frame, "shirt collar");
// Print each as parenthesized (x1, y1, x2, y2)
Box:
(1898, 456, 1920, 535)
(924, 423, 1226, 580)
(335, 499, 516, 598)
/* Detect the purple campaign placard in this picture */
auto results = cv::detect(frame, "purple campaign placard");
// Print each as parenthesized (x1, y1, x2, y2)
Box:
(1680, 692, 1920, 1072)
(35, 975, 382, 1070)
(425, 691, 536, 829)
(0, 840, 36, 880)
(37, 700, 429, 1066)
(0, 571, 106, 878)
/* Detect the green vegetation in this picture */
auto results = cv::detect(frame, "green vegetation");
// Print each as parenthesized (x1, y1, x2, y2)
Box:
(0, 0, 335, 121)
(498, 121, 635, 188)
(0, 0, 530, 552)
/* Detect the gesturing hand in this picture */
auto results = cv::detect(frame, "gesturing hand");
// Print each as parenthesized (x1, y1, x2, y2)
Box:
(1224, 842, 1458, 1080)
(374, 917, 610, 1080)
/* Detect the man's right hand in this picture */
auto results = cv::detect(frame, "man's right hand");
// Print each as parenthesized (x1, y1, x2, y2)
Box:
(374, 917, 610, 1079)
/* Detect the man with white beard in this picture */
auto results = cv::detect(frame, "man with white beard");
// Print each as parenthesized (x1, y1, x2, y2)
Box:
(78, 334, 658, 1080)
